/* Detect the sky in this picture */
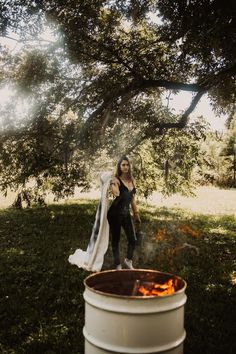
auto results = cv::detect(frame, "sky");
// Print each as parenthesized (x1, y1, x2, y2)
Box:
(0, 26, 228, 133)
(169, 92, 227, 132)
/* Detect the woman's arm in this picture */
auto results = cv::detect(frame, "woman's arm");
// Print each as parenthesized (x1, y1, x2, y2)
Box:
(110, 177, 120, 197)
(131, 195, 141, 223)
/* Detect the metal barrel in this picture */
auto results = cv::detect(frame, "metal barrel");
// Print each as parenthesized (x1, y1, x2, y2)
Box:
(83, 269, 187, 354)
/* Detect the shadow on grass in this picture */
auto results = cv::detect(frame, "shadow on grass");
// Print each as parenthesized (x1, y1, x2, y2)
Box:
(0, 202, 235, 354)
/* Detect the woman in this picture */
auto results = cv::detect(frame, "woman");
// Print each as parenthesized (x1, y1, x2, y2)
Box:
(107, 156, 141, 270)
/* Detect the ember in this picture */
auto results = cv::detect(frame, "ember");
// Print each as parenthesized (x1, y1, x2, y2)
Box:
(136, 279, 175, 296)
(86, 269, 182, 297)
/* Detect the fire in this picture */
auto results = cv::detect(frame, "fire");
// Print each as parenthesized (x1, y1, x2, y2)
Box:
(136, 279, 175, 297)
(179, 224, 200, 238)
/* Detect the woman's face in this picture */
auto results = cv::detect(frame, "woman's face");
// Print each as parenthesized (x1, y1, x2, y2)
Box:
(120, 160, 130, 174)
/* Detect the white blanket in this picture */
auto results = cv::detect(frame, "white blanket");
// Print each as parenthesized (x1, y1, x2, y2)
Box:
(68, 171, 112, 272)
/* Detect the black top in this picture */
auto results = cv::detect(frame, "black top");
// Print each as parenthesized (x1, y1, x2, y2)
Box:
(108, 177, 136, 216)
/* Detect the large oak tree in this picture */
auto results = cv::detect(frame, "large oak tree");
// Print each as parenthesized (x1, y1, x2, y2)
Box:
(0, 0, 235, 199)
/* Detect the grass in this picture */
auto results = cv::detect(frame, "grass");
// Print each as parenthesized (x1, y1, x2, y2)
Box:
(0, 201, 235, 354)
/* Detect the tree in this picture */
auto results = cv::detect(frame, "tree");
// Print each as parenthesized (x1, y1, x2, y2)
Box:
(196, 131, 227, 187)
(221, 113, 236, 187)
(0, 0, 235, 198)
(0, 110, 91, 203)
(131, 119, 207, 198)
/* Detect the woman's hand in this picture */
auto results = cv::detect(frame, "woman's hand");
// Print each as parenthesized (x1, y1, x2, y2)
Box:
(134, 212, 141, 225)
(131, 196, 141, 225)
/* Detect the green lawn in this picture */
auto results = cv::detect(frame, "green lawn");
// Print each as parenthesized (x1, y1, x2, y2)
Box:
(0, 201, 235, 354)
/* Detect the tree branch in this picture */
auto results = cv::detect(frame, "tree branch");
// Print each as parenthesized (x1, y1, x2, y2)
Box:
(205, 63, 236, 88)
(125, 130, 167, 156)
(141, 79, 203, 92)
(151, 90, 206, 131)
(0, 35, 55, 44)
(121, 90, 205, 154)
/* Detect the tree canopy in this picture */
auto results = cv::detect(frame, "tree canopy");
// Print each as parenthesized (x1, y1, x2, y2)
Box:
(0, 0, 235, 199)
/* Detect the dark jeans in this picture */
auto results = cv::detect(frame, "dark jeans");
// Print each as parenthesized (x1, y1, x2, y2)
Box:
(107, 210, 136, 266)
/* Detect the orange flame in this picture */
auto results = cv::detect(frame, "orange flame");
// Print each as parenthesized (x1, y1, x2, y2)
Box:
(137, 279, 175, 297)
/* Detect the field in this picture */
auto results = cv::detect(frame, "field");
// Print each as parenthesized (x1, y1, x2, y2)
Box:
(2, 186, 236, 216)
(0, 187, 235, 354)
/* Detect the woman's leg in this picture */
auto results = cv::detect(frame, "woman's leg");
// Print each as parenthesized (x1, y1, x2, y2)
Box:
(122, 215, 136, 260)
(108, 214, 122, 266)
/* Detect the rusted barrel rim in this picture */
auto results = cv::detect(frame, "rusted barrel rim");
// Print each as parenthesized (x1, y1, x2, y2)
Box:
(84, 269, 187, 299)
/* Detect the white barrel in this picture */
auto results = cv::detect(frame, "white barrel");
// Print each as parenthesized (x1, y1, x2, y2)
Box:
(83, 269, 187, 354)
